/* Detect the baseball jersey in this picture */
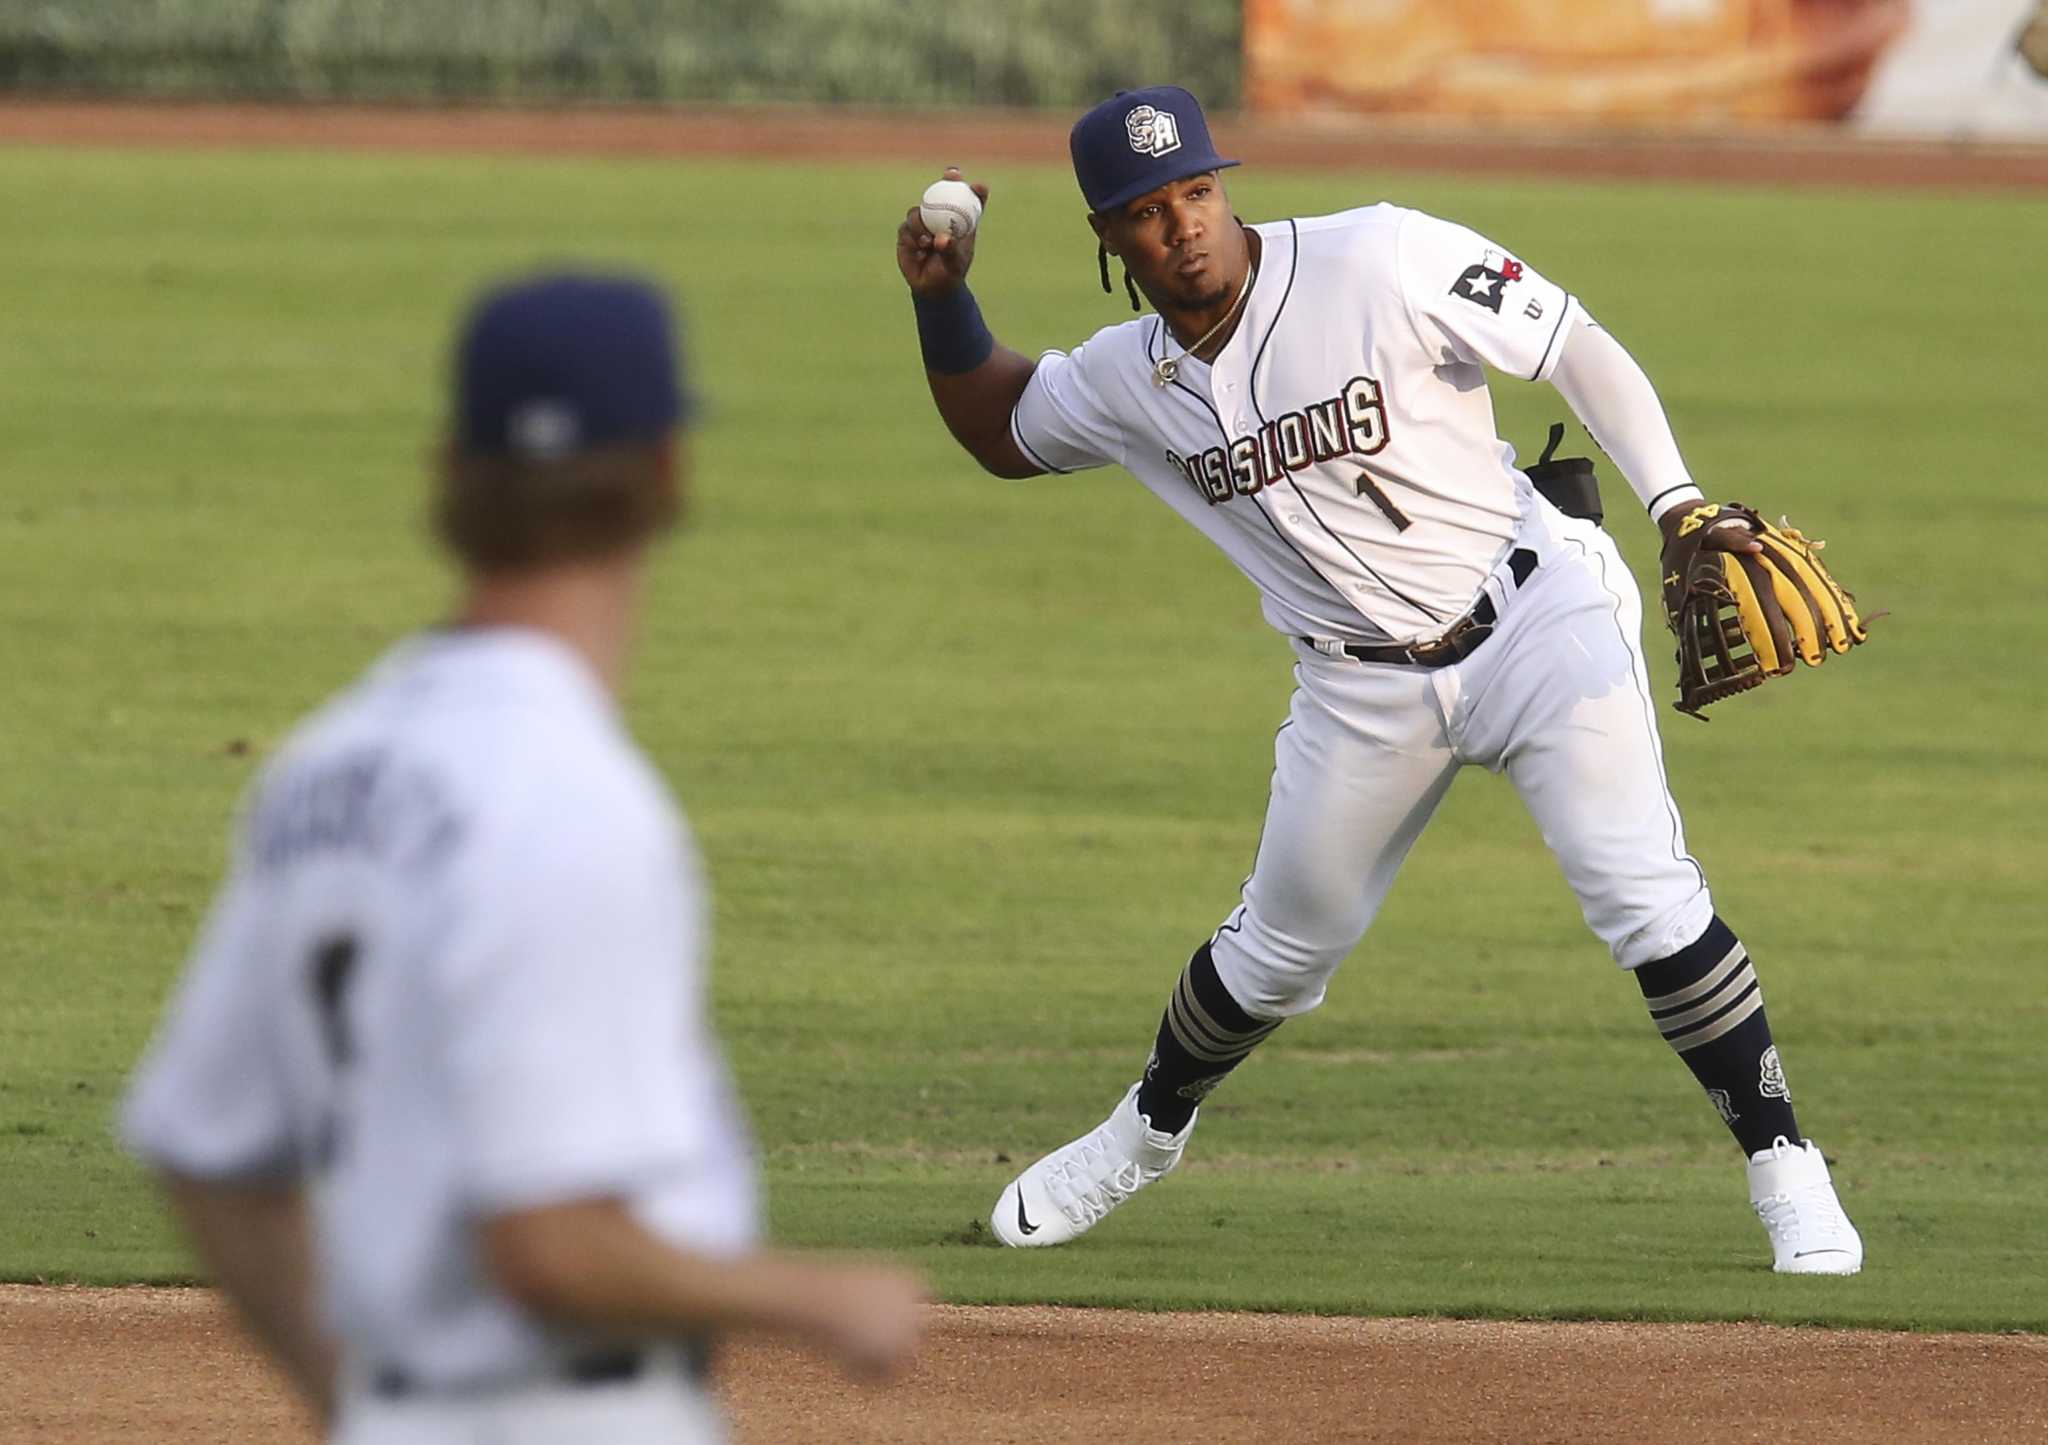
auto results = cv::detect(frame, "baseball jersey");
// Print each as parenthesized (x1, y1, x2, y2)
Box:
(121, 628, 758, 1386)
(1011, 204, 1580, 643)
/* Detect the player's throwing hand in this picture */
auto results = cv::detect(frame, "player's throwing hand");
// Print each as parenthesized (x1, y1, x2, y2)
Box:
(897, 166, 988, 297)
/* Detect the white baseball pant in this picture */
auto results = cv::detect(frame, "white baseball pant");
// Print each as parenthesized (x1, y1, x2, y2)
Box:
(1210, 503, 1716, 1019)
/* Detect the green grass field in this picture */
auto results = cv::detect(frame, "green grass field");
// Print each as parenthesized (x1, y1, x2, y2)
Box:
(2, 142, 2043, 1333)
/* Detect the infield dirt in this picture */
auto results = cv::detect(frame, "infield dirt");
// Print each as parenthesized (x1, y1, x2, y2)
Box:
(5, 1285, 2047, 1443)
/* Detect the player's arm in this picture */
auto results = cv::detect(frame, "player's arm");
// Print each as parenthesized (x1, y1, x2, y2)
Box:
(481, 1199, 922, 1376)
(121, 860, 338, 1420)
(897, 168, 1042, 479)
(159, 1174, 338, 1421)
(1397, 210, 1750, 550)
(1546, 314, 1757, 555)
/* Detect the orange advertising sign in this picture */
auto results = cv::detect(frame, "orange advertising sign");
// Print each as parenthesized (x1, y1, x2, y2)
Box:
(1244, 0, 1915, 124)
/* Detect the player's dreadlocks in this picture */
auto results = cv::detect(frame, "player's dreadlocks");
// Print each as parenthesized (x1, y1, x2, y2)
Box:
(1099, 242, 1143, 312)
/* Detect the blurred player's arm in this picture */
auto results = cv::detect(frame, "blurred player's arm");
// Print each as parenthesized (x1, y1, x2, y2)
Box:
(124, 869, 338, 1420)
(482, 1199, 922, 1377)
(896, 168, 1043, 479)
(1546, 313, 1710, 531)
(161, 1174, 337, 1421)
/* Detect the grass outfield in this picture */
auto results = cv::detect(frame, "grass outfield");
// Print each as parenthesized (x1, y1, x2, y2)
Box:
(2, 144, 2042, 1331)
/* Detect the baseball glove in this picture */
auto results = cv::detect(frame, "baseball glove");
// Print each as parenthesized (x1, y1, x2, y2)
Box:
(1659, 502, 1871, 719)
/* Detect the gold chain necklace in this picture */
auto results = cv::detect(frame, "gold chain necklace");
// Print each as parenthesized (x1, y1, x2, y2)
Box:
(1151, 261, 1258, 388)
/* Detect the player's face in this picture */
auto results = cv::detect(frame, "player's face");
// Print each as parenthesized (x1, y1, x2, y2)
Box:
(1104, 173, 1241, 311)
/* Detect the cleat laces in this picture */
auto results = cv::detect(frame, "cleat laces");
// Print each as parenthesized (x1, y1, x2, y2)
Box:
(1044, 1124, 1161, 1229)
(1756, 1182, 1850, 1246)
(1753, 1140, 1852, 1251)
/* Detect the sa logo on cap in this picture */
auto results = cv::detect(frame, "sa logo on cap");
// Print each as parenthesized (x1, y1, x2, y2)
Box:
(1124, 104, 1182, 158)
(510, 399, 580, 459)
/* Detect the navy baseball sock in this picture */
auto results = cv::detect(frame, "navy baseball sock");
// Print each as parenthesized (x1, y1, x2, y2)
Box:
(1635, 916, 1803, 1157)
(1135, 943, 1281, 1134)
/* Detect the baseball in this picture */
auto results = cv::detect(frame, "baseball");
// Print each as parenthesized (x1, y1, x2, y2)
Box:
(919, 178, 981, 240)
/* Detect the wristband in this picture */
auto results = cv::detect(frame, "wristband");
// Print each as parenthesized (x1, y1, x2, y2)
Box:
(913, 285, 995, 375)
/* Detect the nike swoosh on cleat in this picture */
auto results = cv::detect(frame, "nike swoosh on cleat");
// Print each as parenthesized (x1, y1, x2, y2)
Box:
(1793, 1250, 1849, 1259)
(1015, 1192, 1040, 1237)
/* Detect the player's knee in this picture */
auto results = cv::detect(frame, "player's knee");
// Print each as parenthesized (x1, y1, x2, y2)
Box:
(1209, 920, 1348, 1019)
(1606, 886, 1717, 970)
(1633, 913, 1744, 988)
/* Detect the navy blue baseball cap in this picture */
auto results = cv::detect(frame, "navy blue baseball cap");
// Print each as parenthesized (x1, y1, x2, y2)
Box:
(454, 272, 693, 459)
(1069, 86, 1239, 215)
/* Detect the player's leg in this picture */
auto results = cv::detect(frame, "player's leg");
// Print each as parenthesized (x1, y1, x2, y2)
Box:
(990, 656, 1459, 1247)
(1142, 659, 1460, 1128)
(1461, 520, 1861, 1273)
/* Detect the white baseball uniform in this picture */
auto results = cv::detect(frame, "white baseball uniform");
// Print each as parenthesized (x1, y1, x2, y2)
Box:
(1010, 204, 1717, 1011)
(121, 628, 754, 1444)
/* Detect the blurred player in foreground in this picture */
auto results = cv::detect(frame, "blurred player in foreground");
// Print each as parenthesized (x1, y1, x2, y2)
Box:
(121, 272, 924, 1442)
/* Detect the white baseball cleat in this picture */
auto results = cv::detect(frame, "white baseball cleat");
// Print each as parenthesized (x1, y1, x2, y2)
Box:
(1748, 1136, 1864, 1275)
(990, 1084, 1194, 1247)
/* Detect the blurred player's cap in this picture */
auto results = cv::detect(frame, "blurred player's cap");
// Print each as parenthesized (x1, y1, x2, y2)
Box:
(455, 272, 693, 460)
(1070, 85, 1238, 215)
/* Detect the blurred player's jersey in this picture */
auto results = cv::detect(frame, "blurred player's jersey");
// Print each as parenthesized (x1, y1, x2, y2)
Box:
(122, 628, 757, 1387)
(1011, 204, 1580, 644)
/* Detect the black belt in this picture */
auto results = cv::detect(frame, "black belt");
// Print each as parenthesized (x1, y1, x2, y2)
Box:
(1305, 548, 1537, 668)
(370, 1338, 712, 1400)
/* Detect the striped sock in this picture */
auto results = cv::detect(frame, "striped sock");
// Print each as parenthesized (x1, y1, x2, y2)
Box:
(1134, 943, 1282, 1134)
(1635, 916, 1803, 1157)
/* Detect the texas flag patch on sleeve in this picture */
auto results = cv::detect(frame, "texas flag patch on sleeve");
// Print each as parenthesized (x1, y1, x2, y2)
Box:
(1451, 249, 1525, 313)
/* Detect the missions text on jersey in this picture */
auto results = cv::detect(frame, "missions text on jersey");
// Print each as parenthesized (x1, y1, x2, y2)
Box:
(1165, 374, 1388, 506)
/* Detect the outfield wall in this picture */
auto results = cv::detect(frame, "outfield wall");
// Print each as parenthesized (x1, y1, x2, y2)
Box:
(0, 0, 1242, 108)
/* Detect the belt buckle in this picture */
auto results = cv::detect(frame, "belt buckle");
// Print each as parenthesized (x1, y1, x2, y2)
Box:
(1410, 614, 1490, 667)
(1405, 632, 1460, 667)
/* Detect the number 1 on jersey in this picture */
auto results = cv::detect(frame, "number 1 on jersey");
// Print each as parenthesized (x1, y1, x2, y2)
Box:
(312, 935, 358, 1067)
(310, 934, 359, 1166)
(1354, 468, 1413, 532)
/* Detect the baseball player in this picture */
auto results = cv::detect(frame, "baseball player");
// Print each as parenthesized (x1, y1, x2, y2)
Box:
(120, 272, 924, 1443)
(896, 88, 1864, 1273)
